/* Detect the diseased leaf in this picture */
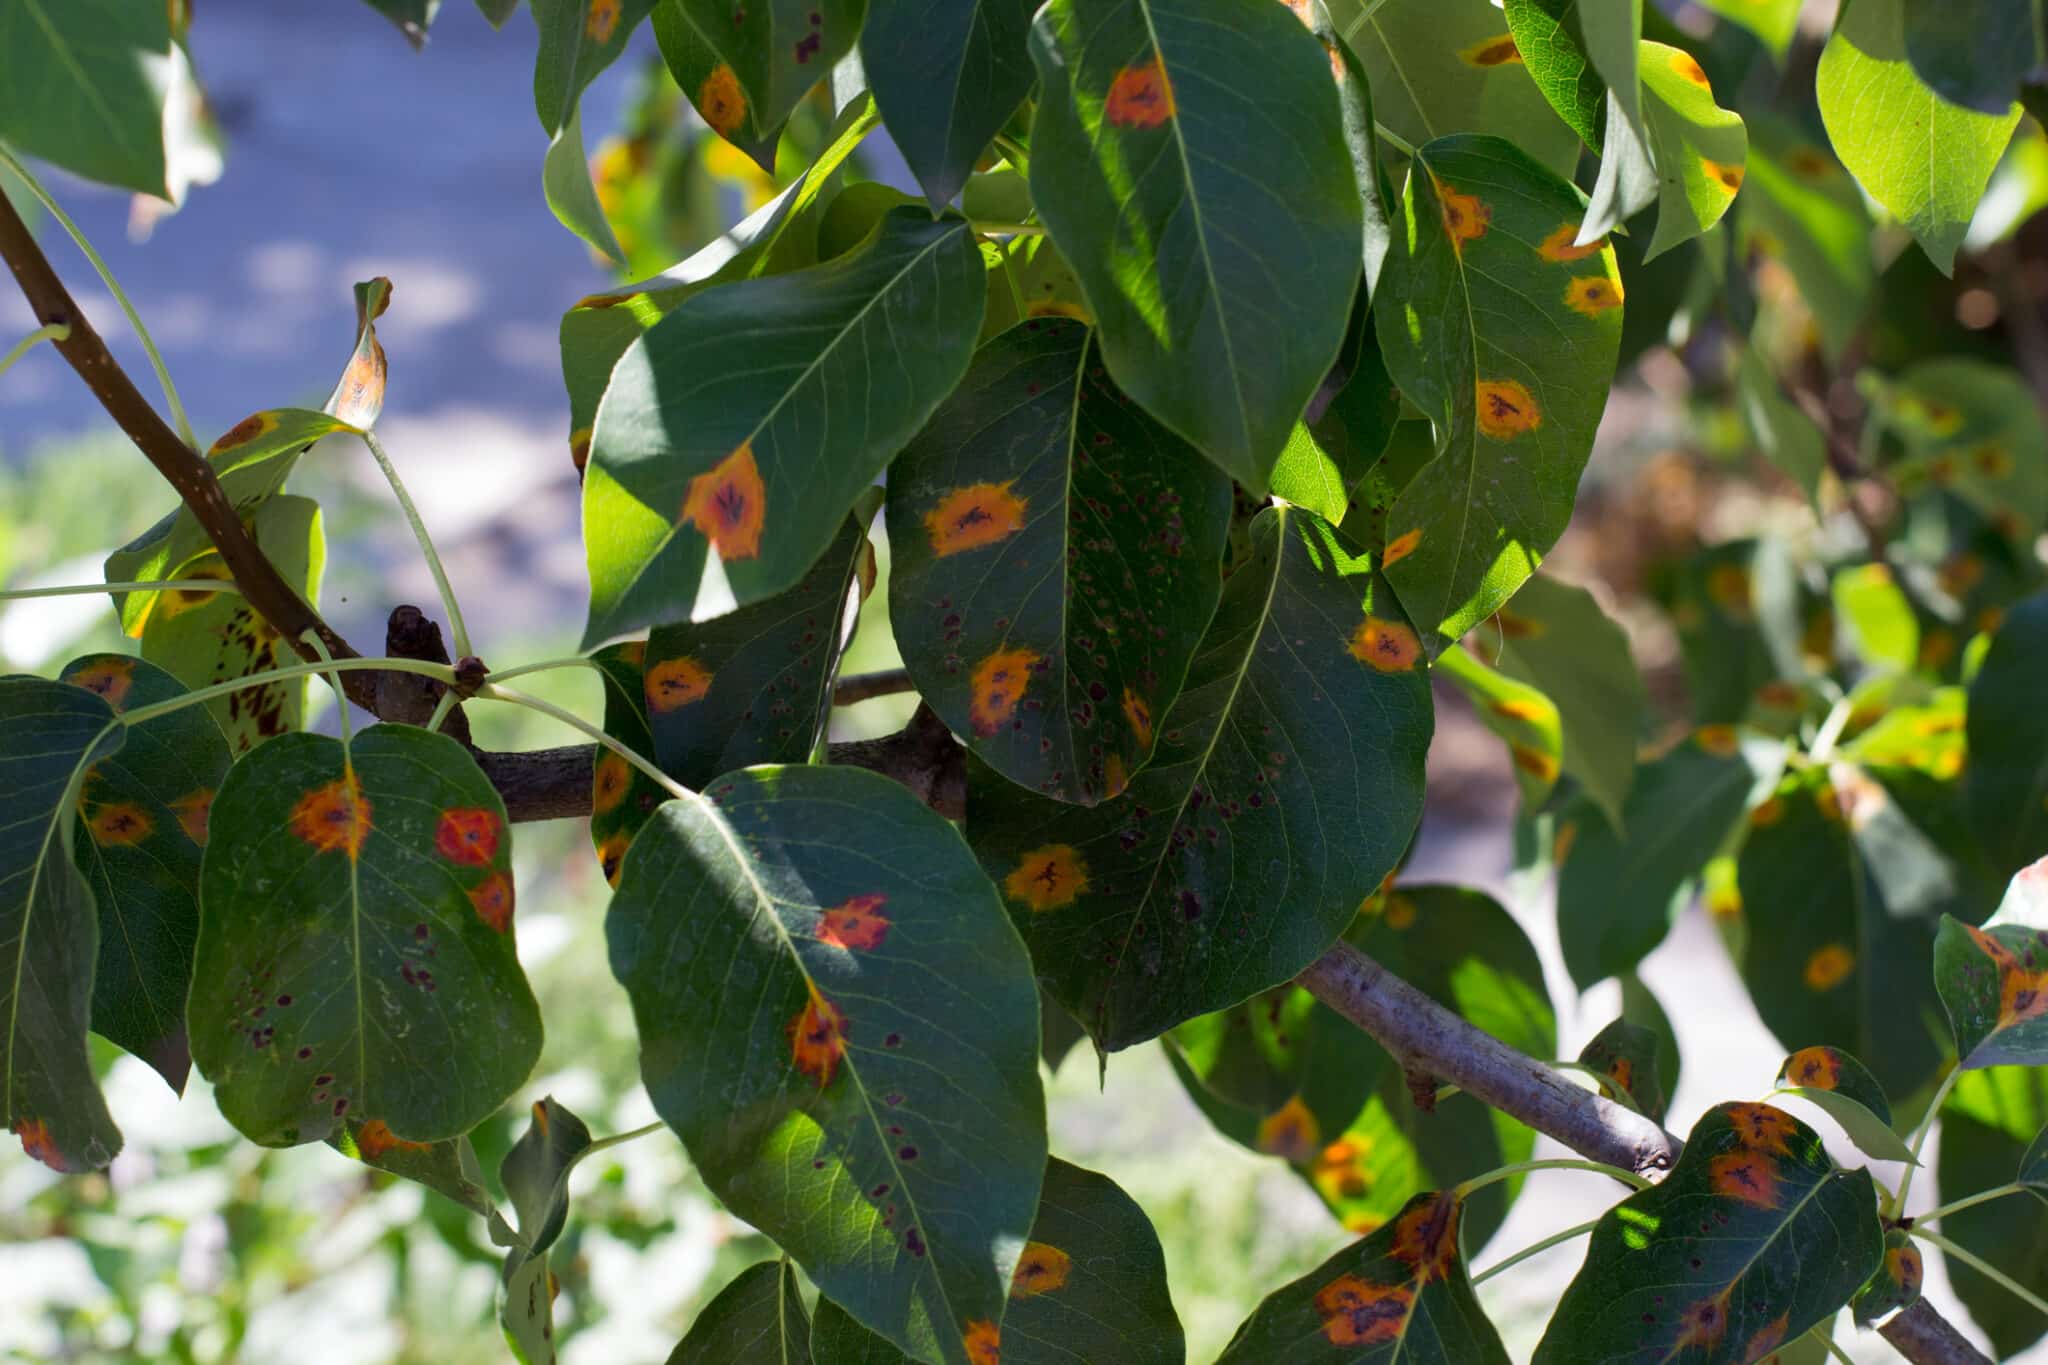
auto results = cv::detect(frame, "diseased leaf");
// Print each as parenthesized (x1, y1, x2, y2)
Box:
(1578, 1018, 1667, 1122)
(887, 319, 1231, 805)
(1027, 0, 1363, 492)
(586, 641, 670, 890)
(583, 207, 983, 644)
(532, 0, 658, 259)
(652, 0, 781, 172)
(1630, 41, 1748, 259)
(608, 766, 1046, 1364)
(1884, 361, 2048, 545)
(497, 1096, 599, 1364)
(1737, 116, 1876, 359)
(1936, 1066, 2048, 1356)
(327, 1120, 494, 1218)
(60, 653, 231, 1092)
(0, 677, 126, 1173)
(1772, 1045, 1917, 1167)
(669, 1261, 811, 1365)
(862, 0, 1036, 208)
(1216, 1190, 1509, 1364)
(190, 727, 541, 1147)
(1304, 287, 1400, 483)
(811, 1295, 913, 1364)
(1437, 645, 1563, 810)
(0, 0, 173, 196)
(1533, 1103, 1884, 1364)
(666, 0, 862, 141)
(1852, 1226, 1926, 1327)
(1965, 592, 2048, 880)
(1934, 855, 2048, 1069)
(1374, 135, 1623, 648)
(967, 507, 1432, 1049)
(1621, 972, 1683, 1101)
(1661, 538, 1818, 724)
(1817, 0, 2023, 274)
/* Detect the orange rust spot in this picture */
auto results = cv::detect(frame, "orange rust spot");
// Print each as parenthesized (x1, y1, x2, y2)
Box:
(209, 410, 280, 454)
(1010, 1242, 1072, 1299)
(1888, 1242, 1925, 1297)
(1674, 1291, 1732, 1351)
(1815, 782, 1842, 823)
(682, 442, 767, 561)
(69, 657, 135, 710)
(585, 0, 620, 42)
(1004, 843, 1087, 912)
(1496, 609, 1543, 640)
(1749, 795, 1785, 828)
(591, 752, 631, 815)
(1787, 146, 1833, 179)
(1553, 820, 1578, 865)
(1257, 1095, 1321, 1162)
(435, 807, 500, 866)
(356, 1119, 430, 1161)
(963, 1320, 1001, 1365)
(290, 772, 372, 857)
(1475, 379, 1541, 439)
(1669, 49, 1712, 88)
(1755, 680, 1803, 709)
(169, 788, 213, 846)
(1121, 687, 1154, 749)
(1458, 33, 1523, 66)
(1391, 1192, 1460, 1282)
(1313, 1137, 1372, 1199)
(1706, 562, 1753, 618)
(1435, 184, 1491, 252)
(1510, 743, 1560, 782)
(1708, 882, 1742, 918)
(968, 646, 1040, 736)
(1703, 157, 1745, 194)
(1106, 55, 1175, 128)
(1727, 1102, 1798, 1155)
(597, 832, 631, 888)
(13, 1118, 65, 1172)
(1607, 1056, 1635, 1092)
(1973, 442, 2015, 477)
(698, 64, 747, 138)
(1565, 275, 1623, 318)
(1694, 724, 1740, 758)
(1939, 552, 1985, 596)
(1803, 943, 1854, 991)
(790, 985, 849, 1087)
(1349, 616, 1421, 672)
(1973, 926, 2048, 1028)
(86, 802, 153, 848)
(1979, 606, 2005, 636)
(1785, 1046, 1841, 1091)
(1492, 697, 1553, 723)
(926, 481, 1028, 557)
(1538, 223, 1605, 261)
(1382, 528, 1421, 567)
(1744, 1312, 1789, 1360)
(1314, 1273, 1412, 1345)
(818, 892, 890, 951)
(1710, 1151, 1779, 1208)
(1384, 893, 1416, 929)
(1103, 753, 1129, 798)
(645, 655, 714, 712)
(468, 872, 515, 933)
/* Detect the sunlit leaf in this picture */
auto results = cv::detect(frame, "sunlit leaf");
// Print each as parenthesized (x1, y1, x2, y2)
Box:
(1437, 645, 1563, 810)
(1628, 41, 1748, 259)
(532, 0, 657, 260)
(862, 0, 1036, 209)
(669, 1261, 811, 1365)
(1695, 0, 1803, 60)
(1502, 0, 1607, 150)
(1832, 562, 1920, 674)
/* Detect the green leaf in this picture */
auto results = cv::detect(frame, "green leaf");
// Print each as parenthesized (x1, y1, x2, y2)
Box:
(542, 103, 627, 263)
(2023, 1119, 2048, 1195)
(361, 0, 440, 47)
(1695, 0, 1803, 60)
(497, 1096, 599, 1364)
(1578, 1018, 1667, 1122)
(476, 0, 521, 26)
(1336, 419, 1438, 563)
(811, 1295, 913, 1364)
(189, 726, 542, 1146)
(1933, 856, 2048, 1069)
(670, 1261, 811, 1365)
(587, 641, 669, 889)
(644, 511, 870, 783)
(326, 1120, 494, 1219)
(1621, 971, 1683, 1100)
(1936, 1066, 2048, 1356)
(1817, 0, 2023, 274)
(1026, 0, 1362, 492)
(886, 319, 1231, 805)
(1902, 0, 2045, 114)
(1533, 1102, 1883, 1364)
(1883, 360, 2048, 543)
(1772, 1048, 1918, 1167)
(1852, 1226, 1926, 1327)
(1305, 288, 1400, 482)
(1737, 117, 1876, 359)
(1216, 1190, 1509, 1363)
(666, 0, 863, 140)
(1557, 728, 1772, 991)
(1315, 9, 1397, 290)
(1735, 346, 1827, 507)
(861, 0, 1035, 209)
(966, 506, 1432, 1049)
(1629, 41, 1748, 259)
(607, 766, 1046, 1365)
(1661, 538, 1816, 724)
(1373, 135, 1624, 648)
(532, 0, 657, 260)
(1965, 591, 2048, 880)
(1832, 562, 1920, 674)
(0, 0, 172, 197)
(651, 0, 781, 172)
(1436, 645, 1563, 810)
(582, 207, 983, 644)
(0, 676, 125, 1173)
(59, 653, 230, 1092)
(1502, 0, 1607, 150)
(1343, 0, 1582, 179)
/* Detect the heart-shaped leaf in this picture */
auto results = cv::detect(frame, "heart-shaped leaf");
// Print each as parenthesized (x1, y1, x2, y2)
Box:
(607, 765, 1046, 1365)
(887, 318, 1232, 805)
(190, 726, 541, 1146)
(967, 506, 1432, 1048)
(1026, 0, 1362, 491)
(862, 0, 1036, 209)
(662, 0, 860, 142)
(1934, 855, 2048, 1069)
(670, 1260, 811, 1365)
(583, 207, 984, 644)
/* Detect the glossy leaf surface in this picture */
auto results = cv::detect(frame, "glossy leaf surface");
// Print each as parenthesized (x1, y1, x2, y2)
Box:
(887, 319, 1232, 804)
(670, 1261, 811, 1365)
(862, 0, 1036, 208)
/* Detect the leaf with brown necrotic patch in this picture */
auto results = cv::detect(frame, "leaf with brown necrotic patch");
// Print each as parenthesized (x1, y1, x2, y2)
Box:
(1935, 855, 2048, 1068)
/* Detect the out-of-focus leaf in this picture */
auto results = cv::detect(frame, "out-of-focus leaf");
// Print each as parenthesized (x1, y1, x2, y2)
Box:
(1735, 345, 1827, 507)
(1738, 116, 1876, 359)
(1883, 361, 2048, 542)
(1936, 1066, 2048, 1355)
(1965, 592, 2048, 880)
(361, 0, 440, 47)
(1661, 538, 1818, 723)
(861, 0, 1036, 209)
(497, 1097, 599, 1364)
(668, 1261, 810, 1365)
(1832, 563, 1920, 674)
(1695, 0, 1803, 60)
(0, 0, 173, 196)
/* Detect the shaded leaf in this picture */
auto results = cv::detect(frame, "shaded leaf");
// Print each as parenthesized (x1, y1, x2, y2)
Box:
(1773, 1046, 1917, 1166)
(1883, 360, 2048, 542)
(2024, 1120, 2048, 1196)
(0, 0, 172, 196)
(1578, 1018, 1667, 1122)
(190, 726, 542, 1146)
(1661, 538, 1817, 724)
(1533, 1102, 1883, 1364)
(583, 207, 983, 643)
(887, 318, 1232, 805)
(967, 507, 1431, 1049)
(1695, 0, 1803, 60)
(60, 653, 231, 1092)
(1027, 0, 1362, 492)
(1902, 0, 2044, 114)
(0, 677, 126, 1172)
(1738, 117, 1876, 360)
(608, 766, 1046, 1364)
(1936, 1065, 2048, 1356)
(666, 0, 862, 141)
(327, 1119, 494, 1218)
(1304, 286, 1400, 481)
(811, 1296, 913, 1364)
(1934, 855, 2048, 1068)
(361, 0, 440, 47)
(1852, 1226, 1926, 1326)
(498, 1097, 597, 1364)
(542, 103, 626, 263)
(1373, 135, 1623, 648)
(586, 641, 669, 889)
(652, 0, 781, 172)
(1966, 592, 2048, 881)
(532, 0, 657, 260)
(669, 1261, 811, 1365)
(1216, 1190, 1509, 1363)
(1620, 972, 1683, 1102)
(978, 232, 1091, 342)
(862, 0, 1035, 208)
(1736, 345, 1827, 507)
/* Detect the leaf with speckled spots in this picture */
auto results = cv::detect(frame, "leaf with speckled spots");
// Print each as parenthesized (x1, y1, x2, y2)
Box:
(586, 642, 668, 890)
(665, 0, 863, 141)
(1935, 855, 2048, 1069)
(189, 726, 540, 1148)
(1372, 135, 1623, 649)
(59, 653, 230, 1092)
(652, 1, 781, 173)
(887, 319, 1232, 805)
(1216, 1189, 1507, 1363)
(0, 676, 126, 1173)
(607, 766, 1045, 1365)
(1852, 1227, 1926, 1327)
(582, 207, 984, 644)
(861, 0, 1037, 209)
(966, 506, 1432, 1049)
(1026, 0, 1363, 493)
(1882, 361, 2048, 545)
(1936, 1066, 2048, 1356)
(1534, 1102, 1882, 1364)
(670, 1260, 812, 1364)
(1965, 594, 2048, 883)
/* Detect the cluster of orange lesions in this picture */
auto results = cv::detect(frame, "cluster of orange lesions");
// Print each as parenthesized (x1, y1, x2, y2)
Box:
(1311, 1194, 1463, 1346)
(790, 984, 851, 1087)
(645, 655, 714, 712)
(354, 1118, 429, 1161)
(1256, 1095, 1321, 1163)
(926, 481, 1029, 557)
(1348, 615, 1421, 672)
(1458, 33, 1523, 66)
(1706, 1102, 1798, 1211)
(290, 771, 373, 857)
(1311, 1136, 1374, 1204)
(682, 443, 767, 561)
(1105, 54, 1174, 128)
(1004, 843, 1089, 912)
(968, 646, 1042, 736)
(1010, 1242, 1073, 1300)
(1783, 1045, 1844, 1091)
(817, 892, 891, 951)
(12, 1118, 64, 1171)
(697, 65, 746, 138)
(591, 752, 632, 815)
(1962, 924, 2048, 1031)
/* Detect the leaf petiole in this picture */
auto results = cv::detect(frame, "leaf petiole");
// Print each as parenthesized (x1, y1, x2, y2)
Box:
(476, 681, 690, 804)
(115, 655, 456, 729)
(1453, 1157, 1651, 1199)
(1913, 1227, 2048, 1319)
(1917, 1182, 2023, 1225)
(0, 320, 68, 378)
(359, 429, 473, 660)
(0, 578, 244, 602)
(1471, 1217, 1600, 1285)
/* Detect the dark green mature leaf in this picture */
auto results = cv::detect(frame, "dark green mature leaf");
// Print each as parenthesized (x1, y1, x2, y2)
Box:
(1903, 0, 2043, 114)
(190, 726, 541, 1147)
(862, 0, 1035, 208)
(608, 766, 1046, 1364)
(651, 0, 780, 171)
(328, 1119, 494, 1218)
(1773, 1045, 1917, 1167)
(1313, 8, 1397, 291)
(477, 0, 521, 26)
(587, 641, 669, 889)
(583, 207, 983, 644)
(968, 506, 1431, 1048)
(497, 1096, 600, 1364)
(1736, 346, 1827, 508)
(362, 0, 440, 47)
(1937, 1066, 2048, 1356)
(1502, 0, 1606, 150)
(1579, 1018, 1667, 1122)
(811, 1295, 913, 1363)
(1817, 0, 2023, 274)
(670, 1261, 811, 1365)
(1934, 855, 2048, 1068)
(1965, 592, 2048, 880)
(1216, 1190, 1509, 1363)
(1304, 288, 1400, 482)
(1373, 135, 1624, 648)
(0, 0, 172, 196)
(60, 654, 230, 1091)
(2024, 1119, 2048, 1195)
(1557, 727, 1770, 991)
(1533, 1102, 1884, 1363)
(1852, 1227, 1926, 1327)
(667, 0, 862, 141)
(532, 0, 657, 260)
(1884, 361, 2048, 542)
(1026, 0, 1362, 492)
(888, 319, 1231, 805)
(1437, 646, 1563, 810)
(1621, 972, 1683, 1100)
(0, 677, 125, 1173)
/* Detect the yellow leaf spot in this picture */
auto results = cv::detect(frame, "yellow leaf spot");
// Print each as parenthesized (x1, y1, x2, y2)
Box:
(697, 64, 747, 138)
(1382, 527, 1421, 567)
(1538, 223, 1605, 261)
(1702, 157, 1744, 194)
(591, 751, 631, 814)
(1435, 183, 1491, 252)
(1349, 616, 1421, 672)
(1707, 883, 1742, 918)
(1668, 49, 1712, 89)
(1474, 379, 1541, 439)
(209, 410, 281, 454)
(585, 0, 620, 42)
(1010, 1242, 1072, 1299)
(1004, 844, 1087, 912)
(969, 646, 1040, 736)
(1458, 33, 1523, 66)
(1510, 743, 1560, 782)
(644, 656, 714, 712)
(1693, 724, 1740, 758)
(1490, 697, 1553, 723)
(1803, 943, 1854, 991)
(1256, 1095, 1321, 1162)
(1312, 1137, 1372, 1199)
(1564, 275, 1624, 318)
(1121, 687, 1154, 749)
(1106, 55, 1175, 128)
(157, 563, 232, 619)
(596, 832, 630, 888)
(681, 442, 767, 561)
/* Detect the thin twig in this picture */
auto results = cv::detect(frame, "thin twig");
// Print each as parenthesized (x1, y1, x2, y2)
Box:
(832, 667, 915, 706)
